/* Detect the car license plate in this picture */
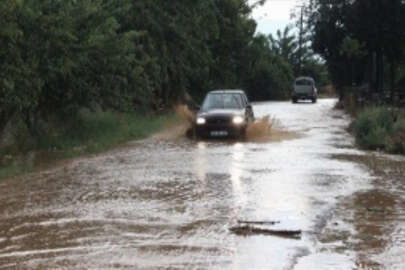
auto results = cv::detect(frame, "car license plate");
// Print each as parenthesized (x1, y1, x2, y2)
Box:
(210, 131, 228, 137)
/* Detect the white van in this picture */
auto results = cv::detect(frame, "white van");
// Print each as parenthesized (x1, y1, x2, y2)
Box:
(292, 77, 317, 103)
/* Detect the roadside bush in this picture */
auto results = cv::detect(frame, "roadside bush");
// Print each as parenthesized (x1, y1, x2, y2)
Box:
(343, 90, 358, 116)
(352, 107, 395, 150)
(352, 107, 405, 154)
(386, 119, 405, 154)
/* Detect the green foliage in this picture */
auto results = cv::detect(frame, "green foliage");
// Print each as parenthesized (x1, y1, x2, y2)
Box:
(0, 0, 145, 137)
(352, 107, 405, 154)
(386, 119, 405, 154)
(300, 59, 329, 87)
(0, 0, 303, 149)
(0, 110, 177, 180)
(40, 109, 175, 154)
(306, 0, 405, 97)
(269, 24, 314, 77)
(353, 107, 394, 149)
(268, 24, 329, 89)
(269, 26, 298, 63)
(0, 165, 20, 181)
(237, 33, 295, 100)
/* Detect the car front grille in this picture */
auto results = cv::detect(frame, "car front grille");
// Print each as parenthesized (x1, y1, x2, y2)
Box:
(206, 117, 231, 125)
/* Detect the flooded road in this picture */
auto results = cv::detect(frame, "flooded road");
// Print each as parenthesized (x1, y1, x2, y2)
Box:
(0, 99, 403, 269)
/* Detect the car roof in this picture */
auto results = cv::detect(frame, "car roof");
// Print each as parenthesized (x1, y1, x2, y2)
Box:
(208, 89, 246, 95)
(295, 77, 315, 82)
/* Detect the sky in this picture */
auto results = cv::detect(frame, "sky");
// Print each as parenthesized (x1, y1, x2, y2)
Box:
(250, 0, 301, 36)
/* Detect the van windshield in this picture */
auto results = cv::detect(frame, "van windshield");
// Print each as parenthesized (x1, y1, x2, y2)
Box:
(202, 93, 243, 111)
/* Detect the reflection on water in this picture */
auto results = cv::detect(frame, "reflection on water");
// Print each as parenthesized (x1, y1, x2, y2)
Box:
(195, 142, 207, 182)
(230, 143, 246, 210)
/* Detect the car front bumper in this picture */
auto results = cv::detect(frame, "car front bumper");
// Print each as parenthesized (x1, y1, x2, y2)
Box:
(195, 124, 246, 138)
(293, 93, 317, 100)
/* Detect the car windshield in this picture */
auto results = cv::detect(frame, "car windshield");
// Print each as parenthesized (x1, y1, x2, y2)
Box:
(202, 93, 243, 110)
(295, 79, 313, 86)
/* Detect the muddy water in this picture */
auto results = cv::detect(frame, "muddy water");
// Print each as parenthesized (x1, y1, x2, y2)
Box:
(0, 99, 399, 269)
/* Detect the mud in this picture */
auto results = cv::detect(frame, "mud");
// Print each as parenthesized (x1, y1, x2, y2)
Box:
(322, 154, 405, 269)
(0, 99, 404, 269)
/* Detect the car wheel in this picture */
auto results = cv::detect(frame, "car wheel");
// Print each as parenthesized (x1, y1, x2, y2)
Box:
(193, 127, 204, 139)
(240, 127, 247, 140)
(312, 98, 317, 103)
(292, 98, 298, 103)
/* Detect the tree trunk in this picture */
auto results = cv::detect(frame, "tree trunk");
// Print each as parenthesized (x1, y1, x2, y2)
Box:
(390, 62, 396, 102)
(0, 108, 15, 137)
(370, 51, 377, 94)
(376, 48, 384, 93)
(23, 110, 41, 138)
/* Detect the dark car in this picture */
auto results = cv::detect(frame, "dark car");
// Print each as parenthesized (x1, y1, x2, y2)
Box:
(194, 90, 255, 138)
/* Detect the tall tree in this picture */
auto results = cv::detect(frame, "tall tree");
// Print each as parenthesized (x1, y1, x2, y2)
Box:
(306, 0, 405, 99)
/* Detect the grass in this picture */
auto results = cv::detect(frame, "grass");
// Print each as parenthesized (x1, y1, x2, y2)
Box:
(351, 107, 405, 154)
(0, 110, 178, 180)
(0, 165, 21, 180)
(39, 110, 177, 155)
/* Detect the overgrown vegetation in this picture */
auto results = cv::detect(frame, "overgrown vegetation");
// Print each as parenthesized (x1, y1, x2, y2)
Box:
(352, 107, 405, 154)
(0, 110, 176, 180)
(36, 110, 175, 154)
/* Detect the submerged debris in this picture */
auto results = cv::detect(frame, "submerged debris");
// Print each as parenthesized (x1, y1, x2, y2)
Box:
(366, 207, 385, 213)
(237, 220, 280, 225)
(230, 225, 302, 239)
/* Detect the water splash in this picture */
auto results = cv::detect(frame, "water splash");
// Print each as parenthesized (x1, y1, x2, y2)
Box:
(246, 116, 297, 143)
(246, 116, 274, 142)
(174, 104, 196, 125)
(153, 105, 195, 140)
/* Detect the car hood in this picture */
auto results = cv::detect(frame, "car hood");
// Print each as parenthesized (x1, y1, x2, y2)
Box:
(197, 109, 244, 117)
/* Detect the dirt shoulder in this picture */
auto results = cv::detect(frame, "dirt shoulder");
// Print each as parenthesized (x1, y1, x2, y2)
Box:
(325, 153, 405, 269)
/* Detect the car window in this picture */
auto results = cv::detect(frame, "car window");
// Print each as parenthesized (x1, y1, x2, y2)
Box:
(241, 94, 248, 106)
(295, 79, 313, 86)
(202, 93, 243, 110)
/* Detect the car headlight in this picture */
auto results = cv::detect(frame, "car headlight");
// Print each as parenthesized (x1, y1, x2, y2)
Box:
(233, 116, 244, 125)
(196, 117, 206, 125)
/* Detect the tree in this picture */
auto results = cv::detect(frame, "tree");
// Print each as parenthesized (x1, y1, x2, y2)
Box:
(0, 0, 142, 136)
(268, 24, 329, 88)
(269, 25, 299, 70)
(243, 34, 294, 100)
(306, 0, 405, 100)
(2, 0, 299, 143)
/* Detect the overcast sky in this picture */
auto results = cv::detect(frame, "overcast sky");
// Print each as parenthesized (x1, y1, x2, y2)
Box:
(251, 0, 300, 36)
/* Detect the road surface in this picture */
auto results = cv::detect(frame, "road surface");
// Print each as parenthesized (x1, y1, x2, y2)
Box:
(0, 99, 403, 269)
